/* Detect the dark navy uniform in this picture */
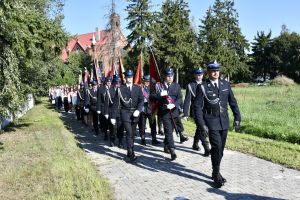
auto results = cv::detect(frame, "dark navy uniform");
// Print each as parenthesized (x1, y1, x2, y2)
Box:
(97, 83, 106, 136)
(111, 70, 144, 161)
(86, 81, 101, 134)
(151, 68, 182, 160)
(138, 75, 160, 145)
(103, 78, 117, 146)
(112, 75, 125, 148)
(194, 61, 241, 188)
(183, 68, 210, 154)
(76, 83, 85, 122)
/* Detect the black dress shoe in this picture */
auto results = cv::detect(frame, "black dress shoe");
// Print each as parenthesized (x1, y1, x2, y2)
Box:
(170, 148, 177, 161)
(158, 130, 164, 135)
(180, 134, 189, 143)
(192, 144, 200, 151)
(219, 173, 227, 183)
(152, 139, 161, 145)
(109, 141, 115, 147)
(212, 173, 224, 188)
(118, 141, 124, 149)
(129, 154, 137, 161)
(164, 146, 170, 154)
(203, 149, 210, 157)
(141, 139, 146, 145)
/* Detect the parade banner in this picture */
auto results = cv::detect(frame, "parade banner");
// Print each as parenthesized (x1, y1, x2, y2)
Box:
(133, 53, 143, 85)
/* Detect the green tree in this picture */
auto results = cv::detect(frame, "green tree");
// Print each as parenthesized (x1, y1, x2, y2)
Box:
(0, 0, 68, 119)
(198, 0, 250, 82)
(125, 0, 156, 73)
(151, 0, 200, 83)
(271, 26, 300, 82)
(250, 31, 278, 81)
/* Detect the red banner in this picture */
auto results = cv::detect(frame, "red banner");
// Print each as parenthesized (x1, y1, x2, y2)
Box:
(133, 53, 143, 85)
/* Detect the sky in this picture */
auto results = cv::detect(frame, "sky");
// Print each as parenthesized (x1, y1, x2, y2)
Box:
(62, 0, 300, 44)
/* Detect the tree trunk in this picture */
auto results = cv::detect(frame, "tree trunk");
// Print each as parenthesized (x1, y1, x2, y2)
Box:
(176, 68, 179, 83)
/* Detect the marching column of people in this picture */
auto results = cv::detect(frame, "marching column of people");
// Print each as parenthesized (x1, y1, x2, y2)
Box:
(51, 61, 242, 188)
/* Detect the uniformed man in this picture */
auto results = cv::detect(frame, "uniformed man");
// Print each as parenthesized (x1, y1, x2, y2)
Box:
(194, 61, 241, 188)
(183, 68, 210, 155)
(76, 82, 85, 123)
(86, 80, 101, 135)
(138, 74, 160, 145)
(98, 78, 108, 139)
(112, 75, 125, 148)
(151, 67, 182, 160)
(102, 76, 117, 146)
(111, 69, 144, 161)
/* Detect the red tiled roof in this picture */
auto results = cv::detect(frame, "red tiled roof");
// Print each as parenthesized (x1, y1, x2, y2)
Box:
(61, 30, 109, 61)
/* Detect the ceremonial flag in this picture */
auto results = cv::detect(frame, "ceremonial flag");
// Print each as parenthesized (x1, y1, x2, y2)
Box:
(119, 57, 125, 83)
(133, 52, 143, 85)
(149, 52, 161, 118)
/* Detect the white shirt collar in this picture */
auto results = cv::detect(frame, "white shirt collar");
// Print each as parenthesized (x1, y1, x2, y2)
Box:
(209, 79, 219, 87)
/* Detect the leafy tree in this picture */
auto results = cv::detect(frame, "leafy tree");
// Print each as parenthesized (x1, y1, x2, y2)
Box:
(125, 0, 156, 73)
(250, 31, 279, 81)
(0, 0, 68, 119)
(198, 0, 250, 82)
(271, 27, 300, 82)
(151, 0, 200, 83)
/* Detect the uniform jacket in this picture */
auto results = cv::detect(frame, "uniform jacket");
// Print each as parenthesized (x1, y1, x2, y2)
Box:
(97, 85, 106, 113)
(77, 89, 85, 107)
(150, 82, 182, 119)
(86, 88, 99, 111)
(194, 79, 241, 131)
(141, 85, 151, 114)
(103, 86, 117, 117)
(111, 84, 144, 122)
(183, 81, 199, 118)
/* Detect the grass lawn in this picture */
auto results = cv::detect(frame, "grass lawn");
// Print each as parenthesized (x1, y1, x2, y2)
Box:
(182, 85, 300, 170)
(0, 99, 114, 200)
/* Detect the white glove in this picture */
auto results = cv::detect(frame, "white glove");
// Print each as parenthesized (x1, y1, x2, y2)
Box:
(183, 116, 188, 121)
(105, 114, 109, 119)
(111, 119, 116, 125)
(84, 108, 89, 113)
(133, 110, 140, 117)
(166, 103, 175, 110)
(160, 90, 168, 97)
(97, 110, 101, 114)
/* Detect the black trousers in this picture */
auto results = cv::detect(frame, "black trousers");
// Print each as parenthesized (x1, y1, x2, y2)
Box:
(116, 117, 124, 142)
(92, 110, 100, 132)
(75, 105, 84, 120)
(99, 114, 106, 134)
(162, 116, 179, 149)
(176, 117, 184, 133)
(209, 130, 228, 171)
(123, 121, 138, 149)
(63, 97, 69, 112)
(138, 112, 157, 140)
(103, 117, 115, 140)
(157, 115, 163, 132)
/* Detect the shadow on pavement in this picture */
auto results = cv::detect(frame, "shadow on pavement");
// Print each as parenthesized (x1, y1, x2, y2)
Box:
(207, 188, 285, 200)
(59, 111, 215, 188)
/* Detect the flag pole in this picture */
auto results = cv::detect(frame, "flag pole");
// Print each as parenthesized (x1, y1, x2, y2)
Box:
(147, 45, 179, 137)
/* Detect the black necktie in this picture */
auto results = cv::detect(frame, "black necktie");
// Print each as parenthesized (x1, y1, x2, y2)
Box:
(214, 83, 218, 88)
(128, 86, 131, 91)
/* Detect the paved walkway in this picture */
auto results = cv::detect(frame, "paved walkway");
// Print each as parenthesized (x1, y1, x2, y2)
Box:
(62, 112, 300, 200)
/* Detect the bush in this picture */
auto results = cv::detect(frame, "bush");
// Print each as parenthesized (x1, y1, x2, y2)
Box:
(270, 75, 296, 86)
